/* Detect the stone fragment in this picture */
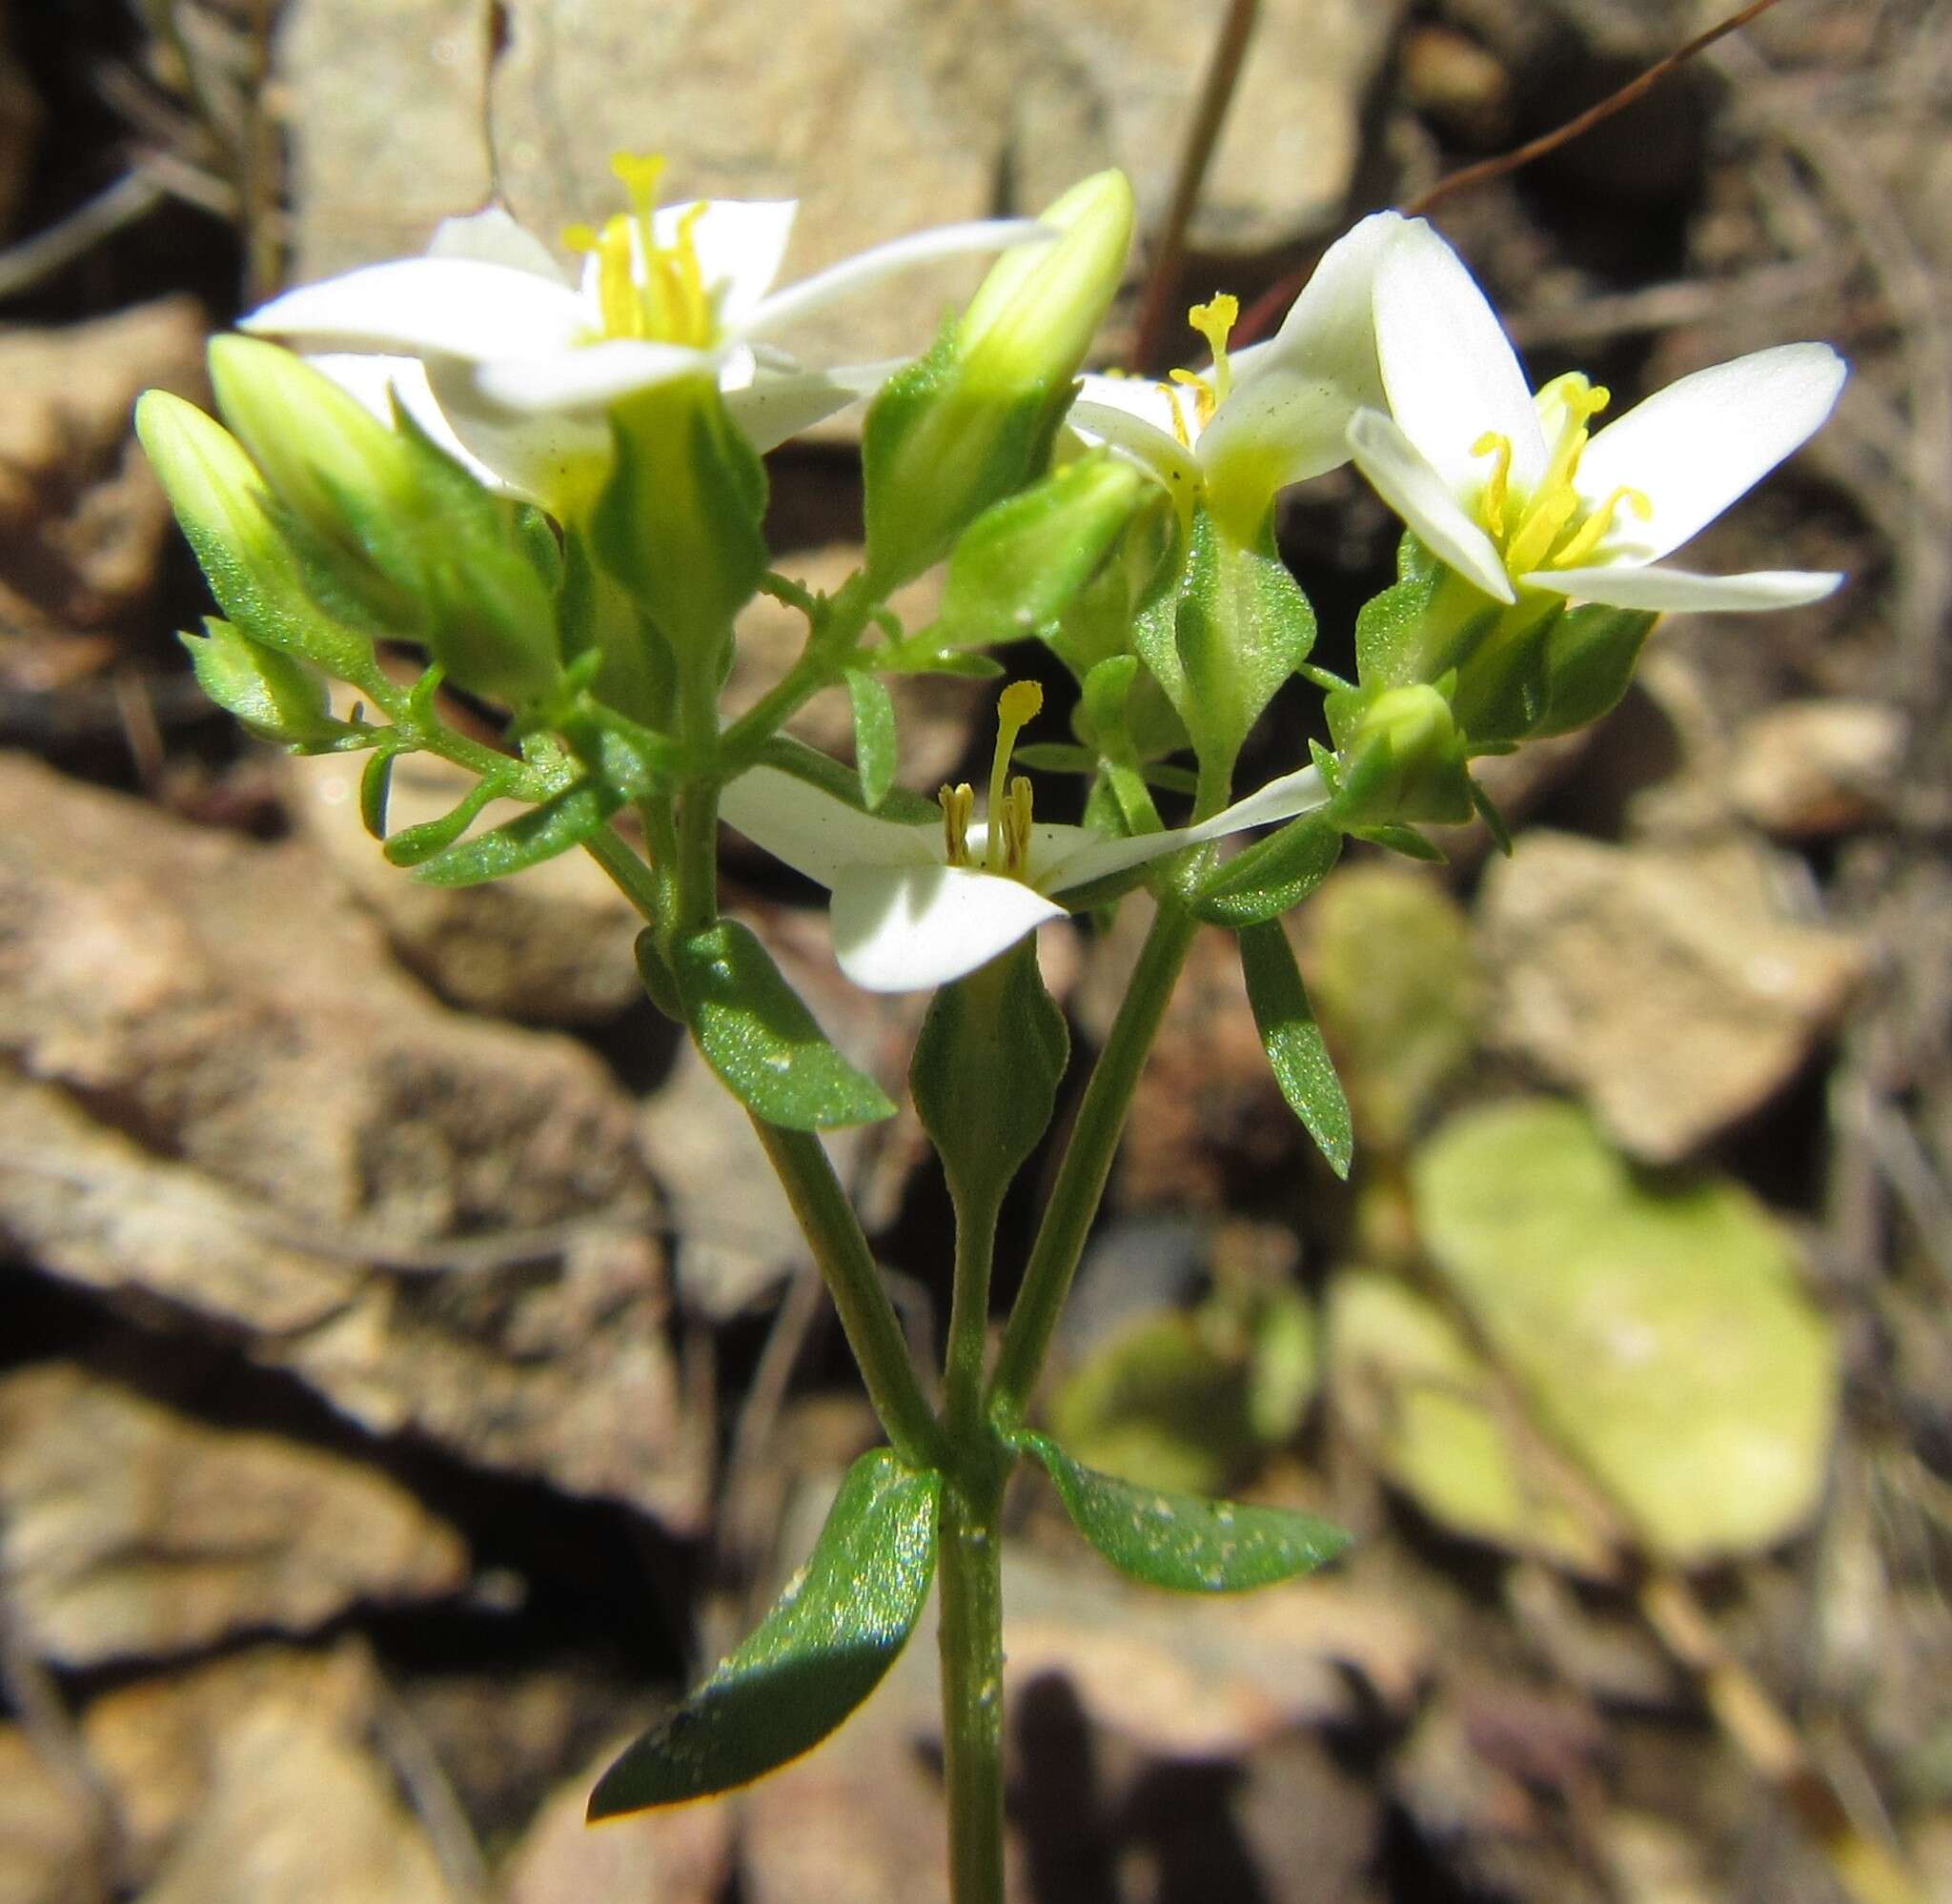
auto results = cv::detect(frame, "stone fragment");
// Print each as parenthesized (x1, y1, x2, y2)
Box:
(0, 757, 704, 1528)
(1477, 831, 1866, 1161)
(0, 1365, 467, 1667)
(0, 1727, 97, 1904)
(1728, 699, 1907, 840)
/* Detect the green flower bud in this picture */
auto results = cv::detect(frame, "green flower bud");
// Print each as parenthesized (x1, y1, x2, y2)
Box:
(864, 171, 1135, 588)
(134, 389, 381, 685)
(1327, 681, 1474, 829)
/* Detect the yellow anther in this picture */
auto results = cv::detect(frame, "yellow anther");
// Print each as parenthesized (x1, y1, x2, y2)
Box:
(1471, 431, 1514, 541)
(986, 682, 1043, 872)
(589, 214, 645, 338)
(1187, 294, 1238, 405)
(1504, 487, 1579, 578)
(1001, 776, 1036, 875)
(1169, 367, 1219, 429)
(1155, 380, 1195, 449)
(1551, 485, 1653, 569)
(940, 782, 975, 866)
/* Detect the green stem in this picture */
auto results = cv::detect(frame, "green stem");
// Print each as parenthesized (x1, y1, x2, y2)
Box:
(944, 1194, 1001, 1445)
(748, 1119, 947, 1470)
(581, 820, 664, 923)
(937, 1464, 1007, 1904)
(988, 895, 1201, 1413)
(719, 569, 879, 767)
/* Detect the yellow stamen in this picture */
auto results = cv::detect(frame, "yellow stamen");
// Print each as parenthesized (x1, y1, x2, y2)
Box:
(1503, 486, 1579, 578)
(1471, 431, 1514, 540)
(561, 152, 719, 350)
(1156, 380, 1195, 449)
(1187, 294, 1238, 406)
(1001, 777, 1035, 875)
(985, 681, 1043, 873)
(1550, 485, 1652, 569)
(940, 782, 975, 866)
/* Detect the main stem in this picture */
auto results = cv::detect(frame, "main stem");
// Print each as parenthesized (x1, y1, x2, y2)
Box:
(988, 894, 1201, 1411)
(938, 1459, 1006, 1904)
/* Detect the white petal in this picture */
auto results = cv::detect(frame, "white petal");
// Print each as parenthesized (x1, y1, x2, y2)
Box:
(1348, 409, 1515, 603)
(740, 218, 1049, 340)
(1373, 219, 1544, 496)
(1198, 211, 1402, 496)
(428, 206, 566, 279)
(471, 338, 718, 414)
(719, 766, 940, 888)
(1041, 763, 1330, 891)
(242, 257, 586, 363)
(307, 352, 516, 493)
(417, 357, 607, 505)
(1572, 343, 1847, 564)
(1068, 381, 1201, 497)
(1525, 563, 1844, 613)
(655, 198, 797, 331)
(830, 865, 1066, 992)
(724, 368, 867, 453)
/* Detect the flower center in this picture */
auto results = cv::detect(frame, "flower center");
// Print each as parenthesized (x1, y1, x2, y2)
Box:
(941, 680, 1043, 880)
(1155, 294, 1240, 449)
(1470, 372, 1651, 577)
(562, 152, 718, 350)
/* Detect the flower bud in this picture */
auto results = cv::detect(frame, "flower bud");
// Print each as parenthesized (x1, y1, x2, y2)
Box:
(1327, 681, 1474, 828)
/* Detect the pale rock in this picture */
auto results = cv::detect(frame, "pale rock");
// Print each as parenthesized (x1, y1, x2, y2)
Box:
(0, 1727, 97, 1904)
(1477, 831, 1867, 1162)
(1728, 698, 1907, 840)
(0, 757, 704, 1528)
(0, 1365, 467, 1666)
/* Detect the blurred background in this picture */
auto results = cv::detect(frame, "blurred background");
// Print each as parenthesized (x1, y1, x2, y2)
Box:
(1, 1, 1948, 1899)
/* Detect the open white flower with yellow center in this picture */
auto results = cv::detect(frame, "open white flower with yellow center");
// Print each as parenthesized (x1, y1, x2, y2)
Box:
(1346, 220, 1847, 612)
(241, 153, 1047, 510)
(1066, 211, 1405, 533)
(722, 685, 1327, 992)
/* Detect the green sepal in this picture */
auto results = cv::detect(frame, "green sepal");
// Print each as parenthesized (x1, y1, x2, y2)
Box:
(588, 1449, 940, 1816)
(910, 937, 1068, 1214)
(1016, 1430, 1349, 1591)
(594, 376, 767, 669)
(179, 617, 359, 749)
(1532, 605, 1658, 738)
(926, 451, 1146, 649)
(1137, 504, 1314, 780)
(412, 778, 622, 885)
(358, 747, 396, 840)
(632, 929, 683, 1021)
(844, 668, 899, 811)
(1352, 823, 1447, 862)
(381, 778, 502, 867)
(1468, 776, 1515, 856)
(752, 736, 942, 827)
(674, 921, 897, 1130)
(1191, 812, 1343, 929)
(1237, 919, 1353, 1179)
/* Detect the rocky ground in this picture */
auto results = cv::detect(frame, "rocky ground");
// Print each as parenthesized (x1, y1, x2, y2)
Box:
(1, 1, 1948, 1900)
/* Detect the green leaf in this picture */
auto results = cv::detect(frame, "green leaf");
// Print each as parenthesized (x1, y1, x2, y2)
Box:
(1192, 812, 1342, 928)
(1533, 605, 1657, 738)
(1352, 823, 1446, 862)
(413, 778, 622, 885)
(180, 618, 354, 748)
(844, 668, 899, 811)
(675, 921, 897, 1129)
(1137, 505, 1315, 778)
(358, 747, 396, 840)
(910, 938, 1068, 1213)
(1017, 1430, 1349, 1592)
(1412, 1099, 1839, 1567)
(381, 779, 502, 867)
(1237, 920, 1352, 1179)
(589, 1449, 939, 1815)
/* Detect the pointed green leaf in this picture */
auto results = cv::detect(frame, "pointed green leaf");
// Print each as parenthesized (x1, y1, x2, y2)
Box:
(1018, 1430, 1348, 1592)
(179, 618, 354, 748)
(1192, 812, 1342, 928)
(1237, 920, 1352, 1178)
(1534, 605, 1657, 738)
(413, 778, 621, 884)
(589, 1449, 940, 1815)
(381, 779, 501, 867)
(844, 668, 899, 811)
(675, 921, 897, 1129)
(358, 746, 396, 841)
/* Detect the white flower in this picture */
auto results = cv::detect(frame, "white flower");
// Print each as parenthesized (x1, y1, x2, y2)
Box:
(1066, 211, 1406, 532)
(240, 153, 1047, 509)
(721, 687, 1327, 992)
(1346, 220, 1847, 613)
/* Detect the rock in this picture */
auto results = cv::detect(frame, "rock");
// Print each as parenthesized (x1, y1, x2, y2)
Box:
(0, 1727, 97, 1904)
(502, 1743, 733, 1904)
(1477, 831, 1867, 1162)
(1728, 699, 1907, 840)
(0, 300, 207, 643)
(0, 1364, 467, 1667)
(280, 0, 1398, 387)
(291, 732, 647, 1025)
(105, 1650, 451, 1904)
(1400, 21, 1515, 150)
(725, 544, 977, 800)
(0, 756, 705, 1528)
